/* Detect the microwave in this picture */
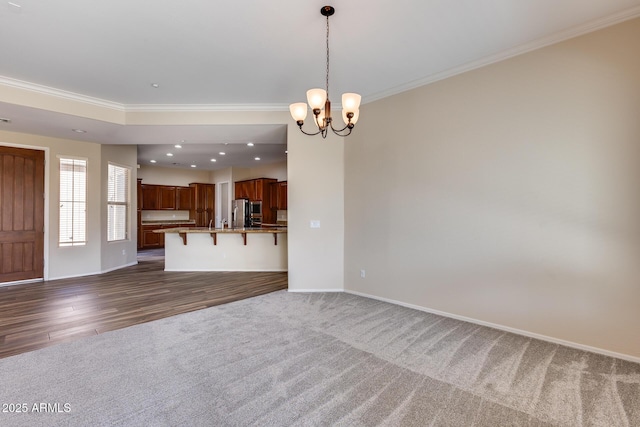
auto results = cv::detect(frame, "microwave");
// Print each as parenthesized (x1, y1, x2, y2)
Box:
(249, 201, 262, 217)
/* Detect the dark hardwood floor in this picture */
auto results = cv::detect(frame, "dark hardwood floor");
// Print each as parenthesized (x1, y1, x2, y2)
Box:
(0, 250, 288, 359)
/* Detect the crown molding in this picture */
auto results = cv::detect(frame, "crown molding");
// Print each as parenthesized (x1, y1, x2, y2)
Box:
(125, 104, 288, 113)
(0, 75, 290, 113)
(0, 76, 124, 111)
(3, 6, 640, 111)
(364, 6, 640, 104)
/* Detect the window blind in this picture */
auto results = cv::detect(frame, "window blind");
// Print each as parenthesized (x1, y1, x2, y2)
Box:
(59, 158, 87, 246)
(107, 164, 130, 242)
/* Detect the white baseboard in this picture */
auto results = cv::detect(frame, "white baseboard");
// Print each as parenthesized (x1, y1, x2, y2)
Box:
(288, 288, 344, 293)
(344, 289, 640, 364)
(0, 278, 44, 288)
(49, 261, 138, 281)
(100, 261, 138, 274)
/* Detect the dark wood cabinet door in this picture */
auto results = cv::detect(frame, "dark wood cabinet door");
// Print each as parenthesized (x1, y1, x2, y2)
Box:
(137, 211, 143, 249)
(141, 185, 158, 210)
(0, 146, 45, 283)
(142, 228, 163, 248)
(176, 186, 194, 210)
(137, 179, 143, 211)
(278, 181, 288, 210)
(254, 180, 264, 201)
(269, 182, 278, 208)
(234, 182, 243, 199)
(189, 183, 215, 226)
(238, 181, 255, 200)
(204, 184, 215, 210)
(158, 186, 176, 210)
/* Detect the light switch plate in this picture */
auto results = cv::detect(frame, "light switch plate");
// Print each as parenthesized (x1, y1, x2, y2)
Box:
(310, 220, 321, 228)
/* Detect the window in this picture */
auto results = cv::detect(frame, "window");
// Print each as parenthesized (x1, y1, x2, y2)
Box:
(107, 163, 130, 242)
(59, 158, 87, 246)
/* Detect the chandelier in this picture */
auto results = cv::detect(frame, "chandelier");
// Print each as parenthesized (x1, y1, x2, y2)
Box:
(289, 6, 361, 138)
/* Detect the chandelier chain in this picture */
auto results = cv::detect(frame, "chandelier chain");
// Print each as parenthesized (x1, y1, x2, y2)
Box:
(325, 13, 330, 98)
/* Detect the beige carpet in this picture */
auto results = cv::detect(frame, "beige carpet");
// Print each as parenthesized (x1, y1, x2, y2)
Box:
(0, 291, 638, 426)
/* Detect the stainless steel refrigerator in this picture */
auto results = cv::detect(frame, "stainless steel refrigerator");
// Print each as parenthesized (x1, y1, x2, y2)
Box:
(232, 199, 250, 228)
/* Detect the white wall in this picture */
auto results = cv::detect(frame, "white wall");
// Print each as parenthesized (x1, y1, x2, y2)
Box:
(138, 164, 210, 186)
(2, 107, 345, 293)
(0, 131, 137, 280)
(287, 125, 344, 291)
(232, 161, 287, 182)
(100, 144, 138, 272)
(344, 18, 640, 359)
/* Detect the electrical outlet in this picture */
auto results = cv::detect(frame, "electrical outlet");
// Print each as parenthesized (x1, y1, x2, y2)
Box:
(122, 249, 126, 255)
(360, 269, 365, 278)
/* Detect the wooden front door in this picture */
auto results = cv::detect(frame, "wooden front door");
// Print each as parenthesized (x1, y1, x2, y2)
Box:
(0, 146, 45, 283)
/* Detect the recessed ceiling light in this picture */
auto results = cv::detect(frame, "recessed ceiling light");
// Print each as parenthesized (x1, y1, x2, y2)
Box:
(285, 150, 288, 154)
(166, 153, 173, 157)
(190, 164, 197, 168)
(72, 129, 86, 133)
(151, 83, 160, 88)
(210, 158, 217, 162)
(174, 144, 182, 148)
(0, 118, 11, 124)
(247, 142, 254, 147)
(254, 157, 261, 161)
(219, 152, 226, 155)
(150, 160, 157, 163)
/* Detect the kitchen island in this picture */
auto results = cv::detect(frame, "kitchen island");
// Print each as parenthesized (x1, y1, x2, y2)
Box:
(154, 227, 287, 272)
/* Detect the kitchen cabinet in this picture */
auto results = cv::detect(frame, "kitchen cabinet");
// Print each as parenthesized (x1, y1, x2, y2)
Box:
(137, 179, 143, 249)
(268, 181, 287, 211)
(189, 183, 215, 227)
(141, 223, 195, 249)
(141, 184, 159, 210)
(269, 182, 278, 208)
(140, 184, 194, 210)
(158, 186, 176, 209)
(234, 178, 277, 223)
(142, 225, 164, 248)
(235, 180, 256, 200)
(141, 184, 176, 210)
(176, 186, 194, 210)
(276, 181, 287, 210)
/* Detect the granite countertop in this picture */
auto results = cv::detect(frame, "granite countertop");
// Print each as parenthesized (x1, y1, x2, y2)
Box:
(142, 220, 196, 225)
(155, 227, 287, 234)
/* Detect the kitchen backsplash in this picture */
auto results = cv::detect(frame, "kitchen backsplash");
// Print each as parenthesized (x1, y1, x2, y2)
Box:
(142, 210, 190, 221)
(276, 210, 287, 221)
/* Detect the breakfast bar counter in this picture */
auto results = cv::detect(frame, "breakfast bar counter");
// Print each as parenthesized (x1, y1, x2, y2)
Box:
(154, 227, 287, 272)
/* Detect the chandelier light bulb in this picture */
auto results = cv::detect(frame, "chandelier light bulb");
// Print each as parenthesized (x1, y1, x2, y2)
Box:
(342, 93, 361, 112)
(289, 103, 308, 122)
(306, 89, 327, 111)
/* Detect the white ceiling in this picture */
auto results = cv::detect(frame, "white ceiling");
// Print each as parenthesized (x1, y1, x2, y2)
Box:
(1, 0, 640, 170)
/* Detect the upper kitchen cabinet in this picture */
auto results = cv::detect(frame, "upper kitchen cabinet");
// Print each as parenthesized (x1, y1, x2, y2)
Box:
(176, 186, 195, 210)
(235, 178, 276, 202)
(277, 181, 287, 210)
(235, 180, 255, 200)
(158, 186, 177, 210)
(189, 183, 215, 227)
(140, 184, 194, 210)
(269, 181, 287, 210)
(141, 184, 160, 210)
